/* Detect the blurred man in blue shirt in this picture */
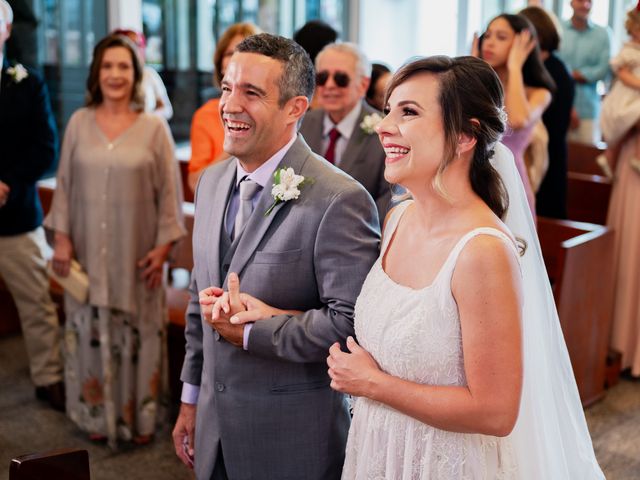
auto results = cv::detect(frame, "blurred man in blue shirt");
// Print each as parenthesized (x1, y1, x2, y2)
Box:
(558, 0, 611, 144)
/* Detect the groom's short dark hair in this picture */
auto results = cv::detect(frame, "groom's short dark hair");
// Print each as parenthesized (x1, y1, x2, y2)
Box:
(236, 33, 315, 107)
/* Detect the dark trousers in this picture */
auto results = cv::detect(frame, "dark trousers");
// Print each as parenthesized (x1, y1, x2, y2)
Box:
(211, 444, 229, 480)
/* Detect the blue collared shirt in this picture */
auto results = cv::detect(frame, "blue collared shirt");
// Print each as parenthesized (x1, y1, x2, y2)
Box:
(558, 19, 611, 120)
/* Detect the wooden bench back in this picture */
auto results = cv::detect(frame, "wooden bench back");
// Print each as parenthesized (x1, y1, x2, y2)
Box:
(566, 172, 612, 225)
(568, 141, 606, 175)
(10, 449, 90, 480)
(538, 217, 615, 406)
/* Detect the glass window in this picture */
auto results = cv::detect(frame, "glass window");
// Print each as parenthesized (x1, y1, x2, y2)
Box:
(560, 0, 609, 25)
(43, 0, 59, 65)
(143, 0, 165, 66)
(360, 0, 458, 70)
(305, 0, 344, 35)
(505, 0, 527, 14)
(197, 0, 216, 72)
(62, 0, 81, 66)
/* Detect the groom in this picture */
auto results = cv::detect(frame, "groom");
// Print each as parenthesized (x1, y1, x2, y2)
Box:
(172, 33, 380, 480)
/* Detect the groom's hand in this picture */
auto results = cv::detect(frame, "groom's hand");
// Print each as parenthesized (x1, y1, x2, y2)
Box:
(209, 272, 245, 347)
(199, 286, 225, 323)
(172, 402, 196, 469)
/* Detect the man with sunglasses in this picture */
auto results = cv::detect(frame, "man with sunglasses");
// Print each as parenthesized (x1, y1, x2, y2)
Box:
(300, 42, 390, 218)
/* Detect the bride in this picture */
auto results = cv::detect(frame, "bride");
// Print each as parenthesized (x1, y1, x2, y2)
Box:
(327, 56, 604, 479)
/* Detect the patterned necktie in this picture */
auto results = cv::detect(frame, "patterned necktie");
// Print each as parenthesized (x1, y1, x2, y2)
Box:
(324, 127, 341, 164)
(234, 178, 261, 240)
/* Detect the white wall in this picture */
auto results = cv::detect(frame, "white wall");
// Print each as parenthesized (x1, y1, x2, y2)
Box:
(108, 0, 142, 31)
(358, 0, 466, 71)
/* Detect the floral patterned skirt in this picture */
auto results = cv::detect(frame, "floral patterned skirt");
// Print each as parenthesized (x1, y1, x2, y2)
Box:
(63, 293, 169, 449)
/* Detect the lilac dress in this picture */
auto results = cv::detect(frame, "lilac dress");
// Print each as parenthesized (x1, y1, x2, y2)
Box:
(502, 125, 537, 216)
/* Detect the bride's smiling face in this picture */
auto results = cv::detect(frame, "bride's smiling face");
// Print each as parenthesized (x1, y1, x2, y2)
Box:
(376, 73, 446, 190)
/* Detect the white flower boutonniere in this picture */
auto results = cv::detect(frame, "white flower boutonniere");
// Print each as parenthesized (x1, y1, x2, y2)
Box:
(265, 167, 312, 216)
(7, 63, 29, 84)
(360, 112, 383, 135)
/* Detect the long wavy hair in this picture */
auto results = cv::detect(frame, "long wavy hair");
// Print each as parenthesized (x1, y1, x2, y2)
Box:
(385, 55, 509, 219)
(481, 14, 556, 92)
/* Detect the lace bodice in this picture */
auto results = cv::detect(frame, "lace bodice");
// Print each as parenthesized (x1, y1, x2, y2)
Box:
(342, 201, 519, 480)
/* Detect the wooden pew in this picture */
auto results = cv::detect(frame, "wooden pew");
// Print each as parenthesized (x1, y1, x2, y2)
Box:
(538, 216, 615, 406)
(568, 141, 606, 175)
(10, 448, 90, 480)
(566, 172, 612, 225)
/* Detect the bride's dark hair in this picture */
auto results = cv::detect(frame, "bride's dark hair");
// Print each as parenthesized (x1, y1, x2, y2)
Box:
(384, 55, 509, 219)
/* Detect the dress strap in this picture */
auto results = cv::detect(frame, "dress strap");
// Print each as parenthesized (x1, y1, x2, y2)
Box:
(380, 200, 412, 256)
(436, 227, 520, 286)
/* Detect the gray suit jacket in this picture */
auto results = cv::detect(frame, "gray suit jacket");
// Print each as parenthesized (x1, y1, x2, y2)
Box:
(181, 135, 380, 480)
(299, 101, 391, 218)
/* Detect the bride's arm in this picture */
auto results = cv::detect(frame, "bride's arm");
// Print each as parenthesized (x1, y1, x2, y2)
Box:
(327, 235, 523, 437)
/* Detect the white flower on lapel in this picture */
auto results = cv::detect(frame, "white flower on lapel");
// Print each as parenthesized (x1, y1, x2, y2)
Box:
(360, 112, 383, 135)
(265, 167, 311, 216)
(7, 63, 29, 84)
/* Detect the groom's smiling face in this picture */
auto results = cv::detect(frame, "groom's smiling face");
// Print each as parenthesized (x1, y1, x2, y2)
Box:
(220, 52, 294, 170)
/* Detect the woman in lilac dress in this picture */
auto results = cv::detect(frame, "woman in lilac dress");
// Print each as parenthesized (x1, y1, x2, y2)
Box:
(477, 13, 556, 216)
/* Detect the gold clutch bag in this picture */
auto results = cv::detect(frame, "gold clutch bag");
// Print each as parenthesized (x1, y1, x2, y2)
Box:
(47, 259, 89, 303)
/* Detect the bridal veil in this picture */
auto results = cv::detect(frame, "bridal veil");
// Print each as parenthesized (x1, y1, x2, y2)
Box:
(491, 142, 604, 479)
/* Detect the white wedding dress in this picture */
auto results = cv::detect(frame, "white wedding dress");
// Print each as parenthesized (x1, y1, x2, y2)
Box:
(342, 201, 520, 480)
(342, 143, 604, 479)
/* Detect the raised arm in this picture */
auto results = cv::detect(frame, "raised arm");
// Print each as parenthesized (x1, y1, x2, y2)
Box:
(504, 32, 551, 130)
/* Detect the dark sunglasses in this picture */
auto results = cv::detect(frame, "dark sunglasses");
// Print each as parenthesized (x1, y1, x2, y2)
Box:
(316, 70, 351, 88)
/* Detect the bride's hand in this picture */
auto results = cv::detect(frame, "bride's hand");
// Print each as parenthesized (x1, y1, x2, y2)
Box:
(327, 336, 382, 398)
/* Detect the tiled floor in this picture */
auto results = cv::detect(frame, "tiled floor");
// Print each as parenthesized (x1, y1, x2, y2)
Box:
(1, 332, 638, 479)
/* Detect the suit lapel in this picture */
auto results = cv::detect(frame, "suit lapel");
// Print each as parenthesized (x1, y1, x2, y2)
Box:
(226, 136, 311, 283)
(339, 102, 372, 174)
(206, 160, 237, 288)
(304, 111, 324, 153)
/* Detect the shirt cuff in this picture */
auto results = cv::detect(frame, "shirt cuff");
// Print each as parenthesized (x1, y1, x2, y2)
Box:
(243, 323, 254, 351)
(181, 382, 200, 404)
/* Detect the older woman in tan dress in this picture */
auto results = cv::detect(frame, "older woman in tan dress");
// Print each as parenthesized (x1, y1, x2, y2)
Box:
(45, 34, 185, 448)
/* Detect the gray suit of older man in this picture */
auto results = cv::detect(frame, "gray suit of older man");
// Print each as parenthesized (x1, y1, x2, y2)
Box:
(181, 134, 380, 480)
(300, 101, 390, 218)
